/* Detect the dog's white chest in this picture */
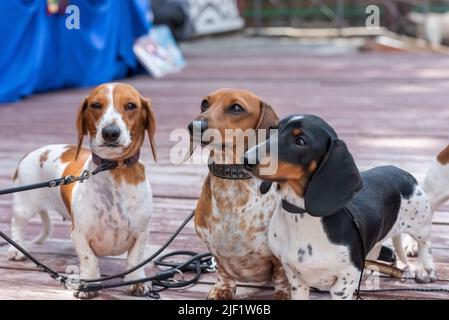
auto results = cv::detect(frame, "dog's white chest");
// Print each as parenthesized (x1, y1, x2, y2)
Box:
(197, 179, 278, 282)
(72, 173, 152, 256)
(269, 208, 351, 288)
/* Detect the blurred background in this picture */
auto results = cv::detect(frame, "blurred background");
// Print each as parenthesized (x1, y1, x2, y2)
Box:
(2, 0, 449, 103)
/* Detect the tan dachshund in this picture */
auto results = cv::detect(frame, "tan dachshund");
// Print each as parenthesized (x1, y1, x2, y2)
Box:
(187, 88, 290, 300)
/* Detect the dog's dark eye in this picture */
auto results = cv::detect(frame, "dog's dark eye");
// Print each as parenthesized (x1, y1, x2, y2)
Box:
(201, 100, 209, 112)
(91, 103, 102, 110)
(125, 103, 137, 111)
(229, 104, 244, 114)
(296, 137, 306, 146)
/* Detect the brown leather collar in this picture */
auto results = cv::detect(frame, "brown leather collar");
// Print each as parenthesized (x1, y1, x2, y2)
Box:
(208, 161, 252, 180)
(92, 151, 140, 169)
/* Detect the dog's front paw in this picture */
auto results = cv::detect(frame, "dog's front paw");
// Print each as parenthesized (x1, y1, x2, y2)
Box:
(8, 247, 26, 261)
(207, 286, 236, 300)
(403, 235, 418, 257)
(73, 290, 100, 299)
(401, 265, 413, 281)
(415, 268, 436, 283)
(127, 283, 150, 297)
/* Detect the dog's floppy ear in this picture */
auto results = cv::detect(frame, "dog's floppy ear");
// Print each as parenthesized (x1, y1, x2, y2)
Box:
(256, 101, 279, 130)
(256, 101, 278, 193)
(304, 139, 362, 217)
(75, 97, 88, 160)
(141, 97, 157, 162)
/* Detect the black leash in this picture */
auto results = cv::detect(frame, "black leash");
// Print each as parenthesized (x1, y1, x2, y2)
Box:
(0, 163, 214, 298)
(1, 208, 214, 298)
(0, 162, 114, 196)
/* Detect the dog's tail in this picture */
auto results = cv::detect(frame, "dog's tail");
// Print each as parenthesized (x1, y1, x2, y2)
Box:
(33, 210, 52, 244)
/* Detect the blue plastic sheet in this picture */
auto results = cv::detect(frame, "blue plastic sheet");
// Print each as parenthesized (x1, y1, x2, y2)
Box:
(0, 0, 151, 103)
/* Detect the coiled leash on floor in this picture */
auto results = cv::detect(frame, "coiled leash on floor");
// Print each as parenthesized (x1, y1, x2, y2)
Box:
(0, 163, 214, 299)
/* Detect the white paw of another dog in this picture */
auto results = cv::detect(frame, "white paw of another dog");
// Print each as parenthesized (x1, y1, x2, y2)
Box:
(362, 269, 375, 282)
(127, 283, 151, 297)
(401, 265, 414, 280)
(403, 235, 418, 257)
(73, 290, 101, 299)
(415, 268, 436, 283)
(7, 247, 26, 261)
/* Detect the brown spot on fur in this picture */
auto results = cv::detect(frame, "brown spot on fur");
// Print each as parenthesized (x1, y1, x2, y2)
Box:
(60, 147, 90, 216)
(292, 128, 302, 136)
(308, 160, 317, 172)
(271, 257, 290, 299)
(239, 220, 247, 230)
(61, 146, 80, 163)
(437, 145, 449, 164)
(39, 150, 50, 168)
(195, 175, 212, 229)
(211, 176, 251, 211)
(109, 163, 146, 185)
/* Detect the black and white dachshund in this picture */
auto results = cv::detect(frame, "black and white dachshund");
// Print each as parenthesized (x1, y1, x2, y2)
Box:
(243, 114, 436, 300)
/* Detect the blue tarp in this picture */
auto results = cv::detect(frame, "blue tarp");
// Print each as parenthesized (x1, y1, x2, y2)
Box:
(0, 0, 152, 103)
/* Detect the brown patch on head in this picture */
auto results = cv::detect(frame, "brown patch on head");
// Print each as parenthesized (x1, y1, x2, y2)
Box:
(76, 83, 157, 161)
(109, 163, 146, 185)
(259, 159, 319, 197)
(196, 89, 278, 146)
(292, 128, 302, 136)
(39, 150, 50, 168)
(437, 145, 449, 165)
(195, 175, 213, 230)
(308, 160, 317, 172)
(60, 146, 91, 216)
(263, 160, 305, 181)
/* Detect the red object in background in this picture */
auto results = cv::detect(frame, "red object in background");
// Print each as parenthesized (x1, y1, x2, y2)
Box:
(237, 0, 246, 13)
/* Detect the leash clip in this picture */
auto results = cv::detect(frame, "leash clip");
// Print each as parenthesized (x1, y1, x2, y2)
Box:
(53, 275, 80, 291)
(206, 257, 217, 272)
(78, 169, 92, 183)
(168, 269, 185, 284)
(62, 278, 81, 291)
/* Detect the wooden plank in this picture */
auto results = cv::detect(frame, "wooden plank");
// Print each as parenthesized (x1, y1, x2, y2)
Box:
(2, 36, 449, 299)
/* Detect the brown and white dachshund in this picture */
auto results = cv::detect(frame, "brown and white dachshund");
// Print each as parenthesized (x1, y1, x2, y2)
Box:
(187, 88, 290, 300)
(403, 144, 449, 256)
(8, 83, 157, 299)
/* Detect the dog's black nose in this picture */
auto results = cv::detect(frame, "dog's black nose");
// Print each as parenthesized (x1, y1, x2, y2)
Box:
(243, 154, 259, 170)
(102, 125, 121, 143)
(188, 120, 208, 135)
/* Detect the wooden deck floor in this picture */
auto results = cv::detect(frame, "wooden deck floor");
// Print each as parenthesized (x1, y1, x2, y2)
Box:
(1, 35, 449, 300)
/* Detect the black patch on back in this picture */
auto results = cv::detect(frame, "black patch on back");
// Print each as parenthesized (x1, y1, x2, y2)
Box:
(321, 166, 417, 270)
